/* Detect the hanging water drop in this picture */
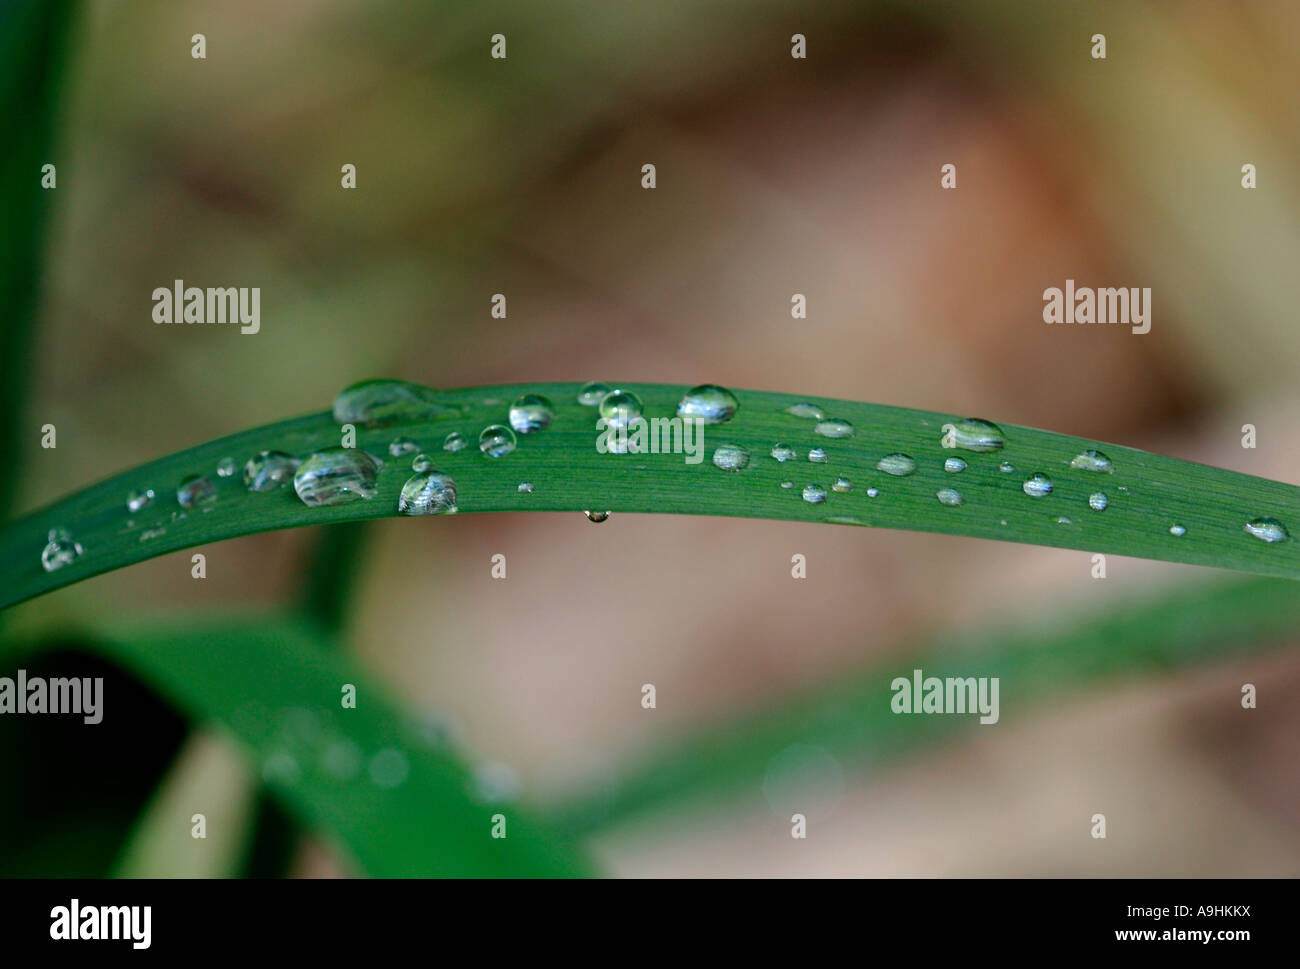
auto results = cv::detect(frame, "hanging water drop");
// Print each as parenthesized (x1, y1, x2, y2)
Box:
(677, 384, 738, 424)
(478, 424, 517, 458)
(585, 510, 610, 523)
(293, 448, 382, 506)
(508, 393, 554, 433)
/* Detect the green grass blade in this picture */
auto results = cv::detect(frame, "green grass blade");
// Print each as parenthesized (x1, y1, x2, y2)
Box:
(5, 381, 1300, 608)
(548, 575, 1300, 834)
(87, 616, 590, 876)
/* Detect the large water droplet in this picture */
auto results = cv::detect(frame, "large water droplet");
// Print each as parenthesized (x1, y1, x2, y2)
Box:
(398, 471, 457, 515)
(876, 453, 916, 476)
(1022, 473, 1053, 497)
(944, 457, 967, 473)
(712, 444, 750, 471)
(293, 448, 382, 506)
(599, 389, 643, 427)
(771, 443, 796, 463)
(244, 450, 298, 492)
(809, 447, 828, 463)
(1244, 517, 1288, 543)
(388, 436, 419, 457)
(578, 381, 611, 406)
(1088, 492, 1109, 511)
(41, 528, 83, 572)
(508, 393, 554, 433)
(1071, 448, 1113, 473)
(332, 379, 457, 426)
(478, 424, 517, 458)
(677, 384, 738, 424)
(814, 418, 854, 439)
(945, 418, 1005, 452)
(585, 510, 610, 523)
(785, 402, 824, 420)
(177, 474, 217, 508)
(126, 488, 155, 513)
(936, 488, 963, 507)
(802, 483, 828, 504)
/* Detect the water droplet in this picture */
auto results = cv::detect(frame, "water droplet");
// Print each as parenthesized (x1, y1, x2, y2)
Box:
(866, 487, 880, 498)
(945, 418, 1005, 452)
(1088, 492, 1109, 511)
(876, 453, 916, 476)
(780, 481, 794, 489)
(508, 393, 554, 433)
(936, 488, 963, 507)
(677, 384, 738, 424)
(177, 474, 217, 508)
(398, 471, 457, 515)
(944, 457, 967, 473)
(1244, 517, 1288, 543)
(1070, 448, 1113, 473)
(832, 477, 852, 492)
(1169, 524, 1187, 537)
(785, 402, 824, 420)
(41, 528, 83, 572)
(388, 436, 419, 457)
(332, 379, 457, 426)
(1022, 473, 1053, 498)
(712, 444, 750, 471)
(293, 448, 382, 506)
(771, 443, 797, 463)
(478, 424, 517, 458)
(517, 482, 534, 494)
(809, 447, 828, 463)
(216, 456, 236, 478)
(1056, 516, 1073, 525)
(599, 389, 643, 427)
(814, 418, 855, 439)
(411, 453, 433, 472)
(139, 525, 166, 542)
(578, 381, 611, 406)
(585, 510, 610, 523)
(998, 461, 1015, 473)
(802, 483, 827, 504)
(243, 450, 298, 492)
(126, 488, 155, 513)
(369, 748, 410, 789)
(443, 431, 468, 452)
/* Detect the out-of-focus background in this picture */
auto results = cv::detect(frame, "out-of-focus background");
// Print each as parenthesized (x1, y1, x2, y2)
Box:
(5, 0, 1300, 875)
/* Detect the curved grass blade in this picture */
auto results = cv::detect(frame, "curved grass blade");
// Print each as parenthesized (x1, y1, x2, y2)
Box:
(4, 381, 1300, 609)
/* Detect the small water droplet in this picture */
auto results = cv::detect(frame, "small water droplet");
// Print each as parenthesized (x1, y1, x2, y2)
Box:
(1022, 473, 1053, 498)
(785, 402, 824, 420)
(139, 525, 166, 542)
(866, 487, 880, 498)
(771, 443, 797, 462)
(712, 444, 750, 471)
(478, 424, 517, 458)
(809, 447, 828, 463)
(177, 474, 217, 508)
(411, 453, 433, 472)
(832, 477, 853, 492)
(944, 457, 967, 473)
(244, 451, 298, 492)
(443, 431, 468, 452)
(945, 418, 1005, 452)
(1070, 448, 1113, 473)
(1056, 516, 1073, 524)
(1169, 524, 1187, 537)
(1088, 492, 1109, 511)
(936, 488, 963, 507)
(814, 418, 854, 439)
(578, 381, 611, 406)
(876, 453, 916, 476)
(599, 389, 643, 427)
(1244, 517, 1288, 543)
(398, 471, 457, 515)
(126, 488, 155, 513)
(998, 461, 1015, 473)
(293, 449, 382, 506)
(216, 457, 236, 478)
(508, 393, 554, 433)
(41, 528, 83, 572)
(388, 436, 419, 457)
(677, 384, 739, 424)
(585, 510, 610, 523)
(517, 482, 534, 494)
(332, 379, 458, 426)
(780, 481, 794, 489)
(802, 483, 827, 504)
